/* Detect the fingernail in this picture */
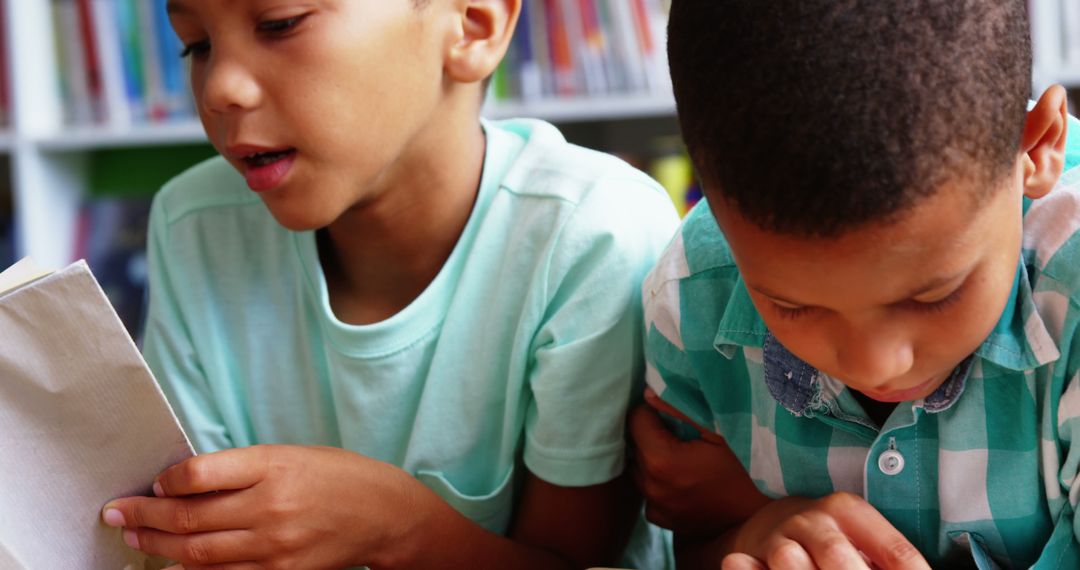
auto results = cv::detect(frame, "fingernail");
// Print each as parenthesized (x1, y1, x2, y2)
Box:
(102, 507, 126, 527)
(122, 528, 140, 550)
(153, 481, 165, 497)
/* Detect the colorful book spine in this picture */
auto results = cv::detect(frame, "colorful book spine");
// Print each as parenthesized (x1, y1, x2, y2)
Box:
(153, 0, 193, 119)
(54, 0, 95, 125)
(91, 0, 133, 127)
(115, 0, 147, 123)
(51, 0, 200, 126)
(75, 0, 106, 123)
(515, 0, 543, 101)
(134, 0, 167, 121)
(543, 0, 576, 97)
(577, 0, 613, 95)
(526, 0, 553, 98)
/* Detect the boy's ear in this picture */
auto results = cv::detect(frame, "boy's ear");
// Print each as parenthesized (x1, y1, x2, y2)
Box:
(1020, 85, 1069, 199)
(445, 0, 520, 84)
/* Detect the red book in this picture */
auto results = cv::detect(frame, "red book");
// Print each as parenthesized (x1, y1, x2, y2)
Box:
(543, 0, 576, 96)
(629, 0, 655, 58)
(578, 0, 603, 51)
(75, 0, 105, 123)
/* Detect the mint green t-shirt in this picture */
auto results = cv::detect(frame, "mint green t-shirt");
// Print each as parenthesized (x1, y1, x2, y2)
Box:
(142, 119, 679, 565)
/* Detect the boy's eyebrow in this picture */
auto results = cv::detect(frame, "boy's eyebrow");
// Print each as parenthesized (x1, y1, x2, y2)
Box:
(751, 270, 969, 307)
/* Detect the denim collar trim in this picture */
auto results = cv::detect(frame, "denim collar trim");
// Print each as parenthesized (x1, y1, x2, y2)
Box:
(762, 333, 978, 416)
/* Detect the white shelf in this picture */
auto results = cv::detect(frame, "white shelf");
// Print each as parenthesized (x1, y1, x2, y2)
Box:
(484, 93, 676, 123)
(35, 120, 208, 151)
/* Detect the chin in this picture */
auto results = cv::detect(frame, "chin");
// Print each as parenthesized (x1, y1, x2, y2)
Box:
(264, 205, 338, 232)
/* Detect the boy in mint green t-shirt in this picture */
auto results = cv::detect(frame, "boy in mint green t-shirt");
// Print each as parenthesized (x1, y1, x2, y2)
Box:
(99, 1, 679, 568)
(633, 1, 1080, 568)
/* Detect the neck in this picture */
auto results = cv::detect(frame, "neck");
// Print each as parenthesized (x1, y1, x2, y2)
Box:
(320, 88, 487, 325)
(851, 390, 899, 428)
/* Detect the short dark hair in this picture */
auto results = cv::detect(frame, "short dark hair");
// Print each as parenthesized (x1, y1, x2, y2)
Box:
(668, 0, 1032, 237)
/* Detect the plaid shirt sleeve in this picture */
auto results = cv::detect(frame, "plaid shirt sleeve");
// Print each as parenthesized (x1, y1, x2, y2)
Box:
(1032, 157, 1080, 569)
(642, 238, 716, 432)
(1036, 297, 1080, 568)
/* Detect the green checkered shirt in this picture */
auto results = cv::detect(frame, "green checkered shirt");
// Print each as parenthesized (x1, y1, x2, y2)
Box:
(644, 118, 1080, 569)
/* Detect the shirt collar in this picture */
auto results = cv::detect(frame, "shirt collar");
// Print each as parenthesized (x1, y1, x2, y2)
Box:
(712, 275, 768, 356)
(973, 261, 1061, 371)
(718, 259, 1060, 415)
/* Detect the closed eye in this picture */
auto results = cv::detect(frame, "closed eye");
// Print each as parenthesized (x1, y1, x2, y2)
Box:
(906, 285, 966, 314)
(773, 303, 814, 320)
(257, 14, 309, 35)
(180, 39, 210, 59)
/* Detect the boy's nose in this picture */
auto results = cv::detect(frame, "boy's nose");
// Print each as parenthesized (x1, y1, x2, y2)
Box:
(834, 331, 915, 388)
(201, 60, 263, 115)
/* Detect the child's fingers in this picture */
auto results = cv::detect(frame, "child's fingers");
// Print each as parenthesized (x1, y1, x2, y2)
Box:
(103, 492, 251, 535)
(721, 553, 768, 570)
(828, 495, 929, 570)
(119, 527, 262, 566)
(157, 447, 270, 497)
(779, 524, 871, 570)
(763, 537, 819, 570)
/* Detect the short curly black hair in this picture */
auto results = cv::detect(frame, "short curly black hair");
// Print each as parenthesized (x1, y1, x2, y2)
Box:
(668, 0, 1032, 237)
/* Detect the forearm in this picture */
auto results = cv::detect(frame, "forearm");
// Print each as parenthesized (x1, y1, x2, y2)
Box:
(375, 470, 638, 570)
(374, 495, 575, 570)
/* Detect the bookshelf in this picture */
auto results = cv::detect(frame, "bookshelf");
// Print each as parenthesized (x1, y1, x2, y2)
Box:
(1, 0, 1076, 273)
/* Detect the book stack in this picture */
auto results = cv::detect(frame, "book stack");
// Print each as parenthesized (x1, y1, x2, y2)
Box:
(52, 0, 194, 128)
(490, 0, 671, 103)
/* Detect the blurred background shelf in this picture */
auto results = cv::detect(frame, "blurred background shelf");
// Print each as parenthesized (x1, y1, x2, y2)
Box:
(33, 120, 208, 152)
(485, 93, 676, 123)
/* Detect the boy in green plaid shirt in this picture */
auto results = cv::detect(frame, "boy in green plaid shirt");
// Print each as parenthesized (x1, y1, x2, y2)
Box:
(633, 1, 1080, 568)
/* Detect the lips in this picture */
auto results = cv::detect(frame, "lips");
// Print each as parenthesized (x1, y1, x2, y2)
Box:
(865, 375, 942, 403)
(226, 145, 298, 192)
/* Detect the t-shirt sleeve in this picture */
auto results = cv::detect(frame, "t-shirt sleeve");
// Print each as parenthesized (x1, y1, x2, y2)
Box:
(522, 178, 679, 487)
(142, 192, 233, 454)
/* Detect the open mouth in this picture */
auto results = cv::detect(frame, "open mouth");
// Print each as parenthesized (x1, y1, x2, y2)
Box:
(244, 148, 297, 167)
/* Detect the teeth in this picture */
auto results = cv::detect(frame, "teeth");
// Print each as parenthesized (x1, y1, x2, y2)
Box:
(246, 150, 289, 166)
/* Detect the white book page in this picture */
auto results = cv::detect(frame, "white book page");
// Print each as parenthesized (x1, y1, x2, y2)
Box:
(0, 258, 53, 296)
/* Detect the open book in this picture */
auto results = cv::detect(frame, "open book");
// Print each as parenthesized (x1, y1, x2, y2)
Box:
(0, 258, 194, 569)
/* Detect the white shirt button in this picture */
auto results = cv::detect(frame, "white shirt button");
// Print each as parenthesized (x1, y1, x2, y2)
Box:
(878, 450, 905, 475)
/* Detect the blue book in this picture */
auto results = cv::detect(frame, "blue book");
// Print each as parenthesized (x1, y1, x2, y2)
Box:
(114, 0, 147, 122)
(152, 0, 193, 119)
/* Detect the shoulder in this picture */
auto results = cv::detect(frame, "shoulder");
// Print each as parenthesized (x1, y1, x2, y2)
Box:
(486, 118, 681, 265)
(1025, 164, 1080, 292)
(643, 200, 739, 299)
(643, 200, 746, 353)
(489, 118, 672, 211)
(152, 155, 264, 230)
